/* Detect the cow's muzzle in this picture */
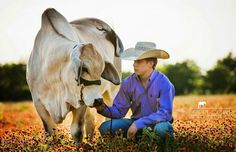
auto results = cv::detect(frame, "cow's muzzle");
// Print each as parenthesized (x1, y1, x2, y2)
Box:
(93, 98, 104, 107)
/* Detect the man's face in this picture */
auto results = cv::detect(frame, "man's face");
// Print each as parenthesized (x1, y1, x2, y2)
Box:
(133, 59, 153, 76)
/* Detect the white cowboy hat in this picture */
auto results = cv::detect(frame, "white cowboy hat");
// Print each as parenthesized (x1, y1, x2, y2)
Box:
(121, 42, 169, 60)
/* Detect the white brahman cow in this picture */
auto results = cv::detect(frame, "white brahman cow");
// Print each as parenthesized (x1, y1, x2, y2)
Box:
(198, 101, 206, 108)
(26, 8, 123, 144)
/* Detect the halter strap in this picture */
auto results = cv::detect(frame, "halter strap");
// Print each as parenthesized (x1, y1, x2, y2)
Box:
(76, 61, 101, 86)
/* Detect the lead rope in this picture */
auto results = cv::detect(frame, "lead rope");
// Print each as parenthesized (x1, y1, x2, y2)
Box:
(80, 85, 113, 135)
(80, 84, 85, 105)
(104, 105, 113, 136)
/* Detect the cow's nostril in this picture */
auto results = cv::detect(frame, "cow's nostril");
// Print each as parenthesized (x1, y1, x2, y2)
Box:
(93, 98, 104, 107)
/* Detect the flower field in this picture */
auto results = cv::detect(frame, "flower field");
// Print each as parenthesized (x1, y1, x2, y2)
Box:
(0, 95, 235, 151)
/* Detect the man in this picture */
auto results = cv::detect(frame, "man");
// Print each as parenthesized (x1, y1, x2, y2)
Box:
(95, 42, 175, 142)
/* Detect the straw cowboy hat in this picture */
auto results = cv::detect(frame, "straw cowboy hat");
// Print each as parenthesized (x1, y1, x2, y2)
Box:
(121, 42, 169, 60)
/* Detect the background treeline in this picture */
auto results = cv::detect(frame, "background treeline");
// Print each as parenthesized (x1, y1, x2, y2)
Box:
(0, 52, 235, 101)
(0, 63, 31, 101)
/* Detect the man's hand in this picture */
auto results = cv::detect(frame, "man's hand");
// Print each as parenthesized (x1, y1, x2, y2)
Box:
(94, 104, 105, 113)
(127, 123, 138, 139)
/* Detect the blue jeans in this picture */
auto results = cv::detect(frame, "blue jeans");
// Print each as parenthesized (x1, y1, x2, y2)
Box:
(99, 118, 173, 141)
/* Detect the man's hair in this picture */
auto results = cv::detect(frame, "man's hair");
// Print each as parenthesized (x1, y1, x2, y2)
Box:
(145, 58, 158, 69)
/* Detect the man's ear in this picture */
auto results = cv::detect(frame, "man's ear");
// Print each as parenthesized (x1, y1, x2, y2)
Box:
(147, 60, 155, 68)
(102, 62, 121, 85)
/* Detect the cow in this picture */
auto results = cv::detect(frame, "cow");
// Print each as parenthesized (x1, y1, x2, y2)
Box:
(26, 8, 123, 144)
(198, 101, 206, 108)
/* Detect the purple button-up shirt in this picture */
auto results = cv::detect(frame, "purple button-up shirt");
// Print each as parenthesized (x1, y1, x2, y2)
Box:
(100, 70, 175, 129)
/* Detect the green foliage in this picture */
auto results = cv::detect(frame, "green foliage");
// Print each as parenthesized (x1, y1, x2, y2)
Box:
(204, 66, 231, 94)
(203, 52, 236, 94)
(158, 60, 202, 95)
(0, 63, 31, 101)
(158, 52, 236, 95)
(122, 71, 132, 80)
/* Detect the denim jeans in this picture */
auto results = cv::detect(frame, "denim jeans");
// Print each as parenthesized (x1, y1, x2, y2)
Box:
(99, 118, 173, 141)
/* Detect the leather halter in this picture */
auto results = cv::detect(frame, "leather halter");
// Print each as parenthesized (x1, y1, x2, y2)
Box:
(75, 61, 101, 86)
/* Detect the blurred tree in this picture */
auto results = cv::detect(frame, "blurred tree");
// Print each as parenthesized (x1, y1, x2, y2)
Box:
(0, 63, 31, 101)
(204, 66, 231, 94)
(122, 71, 132, 80)
(157, 60, 202, 95)
(204, 52, 236, 94)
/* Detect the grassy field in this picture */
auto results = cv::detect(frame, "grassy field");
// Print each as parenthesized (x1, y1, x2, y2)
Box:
(0, 95, 235, 151)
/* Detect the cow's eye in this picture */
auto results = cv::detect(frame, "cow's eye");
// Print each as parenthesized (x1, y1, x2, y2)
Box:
(82, 67, 89, 73)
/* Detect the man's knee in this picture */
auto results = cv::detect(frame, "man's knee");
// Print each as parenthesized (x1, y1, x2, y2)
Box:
(154, 122, 173, 137)
(99, 119, 134, 136)
(99, 120, 111, 136)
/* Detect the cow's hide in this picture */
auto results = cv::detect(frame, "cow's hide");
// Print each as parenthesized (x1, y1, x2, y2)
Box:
(26, 8, 123, 144)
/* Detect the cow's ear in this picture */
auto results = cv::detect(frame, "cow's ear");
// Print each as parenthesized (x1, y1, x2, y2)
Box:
(107, 29, 124, 57)
(102, 62, 120, 85)
(41, 8, 78, 42)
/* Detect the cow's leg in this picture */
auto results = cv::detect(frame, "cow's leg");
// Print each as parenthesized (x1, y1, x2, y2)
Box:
(70, 105, 87, 145)
(84, 108, 96, 139)
(33, 100, 56, 134)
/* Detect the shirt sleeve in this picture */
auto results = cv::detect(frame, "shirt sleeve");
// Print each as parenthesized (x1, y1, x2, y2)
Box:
(134, 81, 175, 129)
(98, 79, 131, 118)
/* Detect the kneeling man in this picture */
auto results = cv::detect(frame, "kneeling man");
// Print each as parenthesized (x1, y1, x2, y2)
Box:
(95, 42, 175, 144)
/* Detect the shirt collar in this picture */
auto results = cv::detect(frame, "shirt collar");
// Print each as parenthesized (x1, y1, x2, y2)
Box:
(133, 70, 159, 82)
(149, 70, 159, 82)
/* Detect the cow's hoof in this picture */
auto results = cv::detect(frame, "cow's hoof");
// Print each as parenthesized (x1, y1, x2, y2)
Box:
(72, 129, 83, 145)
